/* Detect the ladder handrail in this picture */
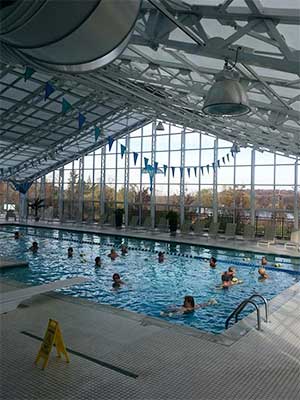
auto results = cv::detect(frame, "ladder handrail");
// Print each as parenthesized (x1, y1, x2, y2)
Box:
(248, 294, 269, 323)
(225, 299, 263, 330)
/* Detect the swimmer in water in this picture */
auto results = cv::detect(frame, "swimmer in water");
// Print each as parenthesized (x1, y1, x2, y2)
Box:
(209, 256, 217, 268)
(112, 273, 125, 289)
(108, 248, 119, 260)
(67, 247, 73, 258)
(14, 231, 21, 239)
(95, 256, 102, 267)
(160, 295, 217, 316)
(258, 267, 269, 280)
(158, 251, 165, 263)
(261, 256, 268, 266)
(121, 244, 128, 255)
(221, 267, 242, 288)
(29, 241, 38, 253)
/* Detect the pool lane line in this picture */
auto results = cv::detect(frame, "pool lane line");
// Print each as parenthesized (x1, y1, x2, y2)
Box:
(20, 331, 138, 379)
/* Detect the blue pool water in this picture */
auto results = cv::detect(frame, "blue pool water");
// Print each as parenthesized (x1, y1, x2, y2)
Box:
(1, 225, 299, 334)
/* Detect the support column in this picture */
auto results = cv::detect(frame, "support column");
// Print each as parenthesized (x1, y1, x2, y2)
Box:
(250, 149, 255, 226)
(124, 131, 130, 226)
(78, 157, 84, 221)
(58, 167, 64, 221)
(92, 151, 95, 222)
(100, 146, 106, 221)
(233, 148, 237, 223)
(150, 121, 156, 229)
(198, 134, 202, 215)
(139, 128, 143, 225)
(179, 128, 186, 226)
(40, 175, 46, 220)
(294, 158, 299, 230)
(212, 139, 218, 223)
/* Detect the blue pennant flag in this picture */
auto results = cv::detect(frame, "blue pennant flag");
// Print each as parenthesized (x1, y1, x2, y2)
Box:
(144, 157, 149, 169)
(212, 162, 216, 172)
(45, 82, 55, 100)
(217, 160, 221, 168)
(206, 164, 210, 174)
(108, 136, 114, 151)
(231, 151, 234, 158)
(149, 175, 154, 193)
(120, 144, 126, 159)
(222, 156, 225, 164)
(95, 127, 100, 142)
(24, 66, 35, 81)
(133, 152, 138, 166)
(78, 113, 86, 129)
(180, 167, 184, 178)
(194, 167, 197, 177)
(62, 98, 72, 113)
(200, 166, 204, 175)
(11, 180, 33, 194)
(171, 167, 175, 177)
(187, 167, 190, 178)
(227, 153, 230, 162)
(163, 164, 167, 176)
(154, 161, 158, 173)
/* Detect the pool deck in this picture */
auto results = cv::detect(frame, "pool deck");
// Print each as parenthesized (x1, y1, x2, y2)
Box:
(1, 277, 300, 400)
(1, 220, 300, 259)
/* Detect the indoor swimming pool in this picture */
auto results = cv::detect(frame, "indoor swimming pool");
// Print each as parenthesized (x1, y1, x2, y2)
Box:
(1, 225, 299, 334)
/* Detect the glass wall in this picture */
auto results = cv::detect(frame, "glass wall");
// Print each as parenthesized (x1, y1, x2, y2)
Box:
(1, 121, 299, 238)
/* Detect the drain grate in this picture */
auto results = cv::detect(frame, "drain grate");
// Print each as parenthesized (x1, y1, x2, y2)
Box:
(21, 330, 138, 379)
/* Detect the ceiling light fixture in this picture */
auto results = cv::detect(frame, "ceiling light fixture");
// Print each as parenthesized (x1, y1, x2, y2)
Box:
(156, 121, 165, 131)
(202, 48, 250, 117)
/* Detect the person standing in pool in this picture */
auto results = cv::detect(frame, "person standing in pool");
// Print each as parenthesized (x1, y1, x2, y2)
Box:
(261, 256, 268, 266)
(67, 247, 73, 258)
(209, 257, 217, 268)
(158, 251, 165, 263)
(258, 268, 269, 280)
(29, 241, 38, 253)
(14, 231, 21, 239)
(108, 248, 119, 260)
(112, 273, 125, 289)
(121, 244, 128, 255)
(95, 256, 102, 267)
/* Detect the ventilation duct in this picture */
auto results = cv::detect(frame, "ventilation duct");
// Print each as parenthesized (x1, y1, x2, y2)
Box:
(0, 0, 141, 73)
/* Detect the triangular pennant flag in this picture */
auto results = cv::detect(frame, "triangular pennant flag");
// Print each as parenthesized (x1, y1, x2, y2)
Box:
(154, 161, 158, 173)
(45, 82, 55, 100)
(187, 167, 190, 178)
(217, 160, 221, 168)
(108, 136, 114, 151)
(24, 66, 35, 81)
(222, 156, 225, 164)
(231, 151, 234, 158)
(62, 98, 72, 113)
(212, 162, 215, 172)
(121, 144, 126, 159)
(144, 157, 149, 169)
(180, 167, 184, 178)
(95, 127, 100, 142)
(133, 152, 138, 166)
(206, 164, 210, 174)
(163, 165, 167, 176)
(149, 175, 154, 193)
(78, 113, 86, 130)
(200, 166, 204, 175)
(227, 153, 230, 162)
(194, 167, 197, 177)
(171, 167, 175, 177)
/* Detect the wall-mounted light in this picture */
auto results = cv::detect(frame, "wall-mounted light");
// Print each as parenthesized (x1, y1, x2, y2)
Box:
(156, 121, 165, 131)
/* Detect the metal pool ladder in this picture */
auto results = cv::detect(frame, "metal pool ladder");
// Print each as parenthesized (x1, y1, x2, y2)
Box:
(225, 294, 269, 331)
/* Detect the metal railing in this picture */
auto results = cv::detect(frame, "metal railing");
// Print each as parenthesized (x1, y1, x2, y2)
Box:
(225, 294, 269, 331)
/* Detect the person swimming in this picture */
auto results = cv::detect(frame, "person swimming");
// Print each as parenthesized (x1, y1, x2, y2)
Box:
(121, 244, 128, 255)
(112, 273, 124, 289)
(95, 256, 102, 267)
(221, 267, 242, 288)
(108, 248, 119, 260)
(209, 256, 217, 268)
(29, 241, 38, 253)
(160, 295, 217, 316)
(258, 267, 269, 280)
(158, 251, 165, 263)
(67, 247, 73, 258)
(14, 231, 21, 239)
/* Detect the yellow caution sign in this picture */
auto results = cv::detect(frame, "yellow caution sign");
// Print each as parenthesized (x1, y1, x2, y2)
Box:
(35, 319, 69, 370)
